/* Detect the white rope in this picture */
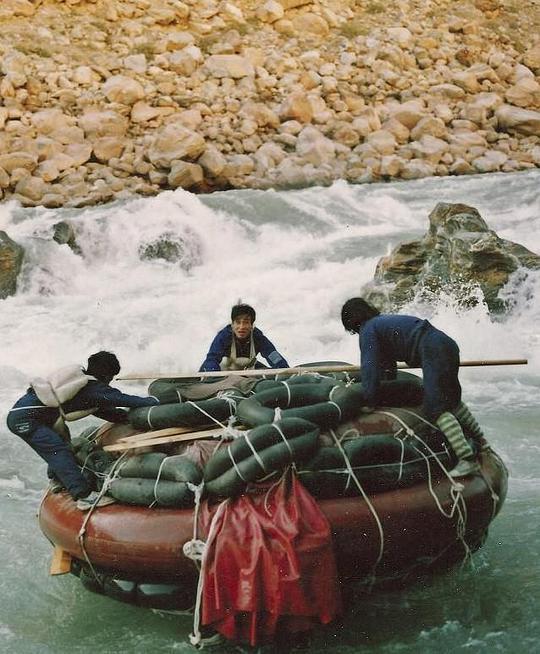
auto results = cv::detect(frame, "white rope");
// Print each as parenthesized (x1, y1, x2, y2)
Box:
(150, 456, 171, 508)
(227, 445, 248, 482)
(328, 429, 385, 580)
(146, 405, 156, 430)
(327, 400, 342, 421)
(77, 452, 128, 582)
(186, 399, 240, 440)
(188, 498, 229, 648)
(243, 432, 267, 473)
(280, 381, 292, 407)
(273, 407, 283, 422)
(270, 422, 293, 457)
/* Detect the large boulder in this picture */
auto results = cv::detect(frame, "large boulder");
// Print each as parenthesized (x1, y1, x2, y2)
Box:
(361, 203, 540, 313)
(0, 231, 24, 299)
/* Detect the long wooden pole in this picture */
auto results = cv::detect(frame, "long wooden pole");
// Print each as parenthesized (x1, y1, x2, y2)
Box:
(117, 358, 528, 381)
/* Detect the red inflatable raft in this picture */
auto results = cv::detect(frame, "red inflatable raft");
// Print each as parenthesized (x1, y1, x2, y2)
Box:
(39, 444, 508, 608)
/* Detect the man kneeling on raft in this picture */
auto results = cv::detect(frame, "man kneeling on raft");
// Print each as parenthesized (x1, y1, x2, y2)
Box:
(341, 298, 487, 478)
(7, 351, 159, 510)
(199, 303, 289, 372)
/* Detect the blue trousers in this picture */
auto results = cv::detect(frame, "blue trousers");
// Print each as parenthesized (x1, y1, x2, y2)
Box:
(7, 417, 90, 500)
(418, 328, 462, 420)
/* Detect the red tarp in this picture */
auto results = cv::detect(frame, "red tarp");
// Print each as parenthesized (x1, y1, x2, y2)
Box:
(199, 473, 342, 646)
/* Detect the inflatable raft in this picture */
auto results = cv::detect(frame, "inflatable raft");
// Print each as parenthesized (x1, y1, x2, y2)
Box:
(38, 368, 508, 613)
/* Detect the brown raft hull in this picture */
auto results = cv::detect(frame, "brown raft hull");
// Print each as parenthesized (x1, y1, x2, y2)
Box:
(39, 448, 507, 594)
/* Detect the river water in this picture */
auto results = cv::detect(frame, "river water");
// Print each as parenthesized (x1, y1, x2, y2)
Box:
(0, 170, 539, 653)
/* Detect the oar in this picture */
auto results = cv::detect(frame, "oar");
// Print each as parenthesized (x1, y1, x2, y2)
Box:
(49, 545, 72, 575)
(117, 359, 528, 381)
(103, 426, 227, 452)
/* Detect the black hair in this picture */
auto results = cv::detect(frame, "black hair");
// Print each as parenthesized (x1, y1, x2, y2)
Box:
(341, 298, 380, 333)
(231, 303, 256, 323)
(86, 351, 121, 381)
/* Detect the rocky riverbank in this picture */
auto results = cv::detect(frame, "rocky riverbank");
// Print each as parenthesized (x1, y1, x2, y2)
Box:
(0, 0, 538, 208)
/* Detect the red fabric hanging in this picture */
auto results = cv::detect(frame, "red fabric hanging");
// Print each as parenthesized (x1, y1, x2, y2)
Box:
(199, 473, 342, 646)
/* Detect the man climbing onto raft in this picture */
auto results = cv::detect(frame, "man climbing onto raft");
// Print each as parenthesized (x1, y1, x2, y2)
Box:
(341, 298, 487, 478)
(7, 351, 160, 510)
(199, 302, 289, 372)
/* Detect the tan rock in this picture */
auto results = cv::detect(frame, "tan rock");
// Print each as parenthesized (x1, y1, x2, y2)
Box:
(198, 146, 227, 177)
(14, 176, 47, 201)
(73, 66, 100, 86)
(165, 32, 196, 51)
(450, 158, 474, 174)
(281, 0, 311, 8)
(204, 55, 254, 79)
(380, 155, 403, 177)
(239, 102, 280, 128)
(168, 161, 204, 188)
(93, 137, 126, 163)
(400, 160, 436, 179)
(168, 47, 203, 75)
(78, 111, 129, 138)
(51, 126, 86, 145)
(148, 124, 206, 168)
(366, 130, 397, 156)
(386, 27, 414, 49)
(472, 150, 508, 173)
(292, 13, 329, 36)
(256, 0, 284, 23)
(296, 125, 336, 166)
(36, 160, 60, 182)
(452, 71, 481, 94)
(333, 123, 360, 147)
(390, 100, 425, 130)
(279, 91, 313, 123)
(410, 116, 447, 140)
(102, 75, 145, 105)
(496, 104, 540, 136)
(31, 109, 72, 135)
(64, 143, 93, 167)
(223, 154, 255, 178)
(0, 152, 37, 174)
(431, 84, 466, 100)
(131, 102, 167, 123)
(523, 43, 540, 71)
(382, 117, 410, 144)
(505, 78, 540, 108)
(409, 135, 448, 163)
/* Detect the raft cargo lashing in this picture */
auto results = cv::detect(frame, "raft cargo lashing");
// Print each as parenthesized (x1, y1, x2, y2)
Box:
(38, 368, 507, 612)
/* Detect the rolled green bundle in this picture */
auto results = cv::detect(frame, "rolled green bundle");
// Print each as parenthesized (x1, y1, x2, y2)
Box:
(128, 396, 240, 430)
(108, 477, 196, 507)
(204, 417, 320, 499)
(117, 453, 202, 485)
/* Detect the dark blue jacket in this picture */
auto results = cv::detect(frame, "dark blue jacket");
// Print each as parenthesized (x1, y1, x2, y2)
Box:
(7, 380, 159, 434)
(199, 325, 289, 372)
(359, 315, 429, 405)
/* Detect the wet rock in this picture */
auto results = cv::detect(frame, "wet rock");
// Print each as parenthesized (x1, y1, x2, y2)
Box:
(0, 231, 24, 299)
(138, 231, 203, 271)
(361, 203, 540, 313)
(52, 221, 82, 255)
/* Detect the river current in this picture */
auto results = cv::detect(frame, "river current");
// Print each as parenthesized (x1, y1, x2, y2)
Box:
(0, 169, 539, 653)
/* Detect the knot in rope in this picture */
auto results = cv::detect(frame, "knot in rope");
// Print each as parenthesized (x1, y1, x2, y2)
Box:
(183, 538, 206, 562)
(273, 407, 283, 422)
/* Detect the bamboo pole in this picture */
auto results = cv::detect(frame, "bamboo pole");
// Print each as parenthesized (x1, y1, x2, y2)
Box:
(117, 358, 528, 381)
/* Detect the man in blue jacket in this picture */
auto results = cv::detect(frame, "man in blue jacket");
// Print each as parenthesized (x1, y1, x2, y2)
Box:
(199, 303, 289, 372)
(7, 351, 159, 510)
(341, 297, 484, 478)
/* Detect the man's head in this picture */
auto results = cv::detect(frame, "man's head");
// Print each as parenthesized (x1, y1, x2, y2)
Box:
(341, 298, 380, 334)
(231, 303, 256, 340)
(86, 351, 121, 383)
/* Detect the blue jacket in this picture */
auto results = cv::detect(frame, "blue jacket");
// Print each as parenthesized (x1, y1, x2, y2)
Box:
(199, 325, 289, 372)
(359, 314, 429, 406)
(8, 380, 159, 434)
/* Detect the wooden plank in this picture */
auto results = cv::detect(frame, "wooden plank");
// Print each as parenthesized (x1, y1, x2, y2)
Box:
(116, 359, 528, 381)
(49, 545, 72, 575)
(103, 427, 227, 452)
(116, 425, 213, 444)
